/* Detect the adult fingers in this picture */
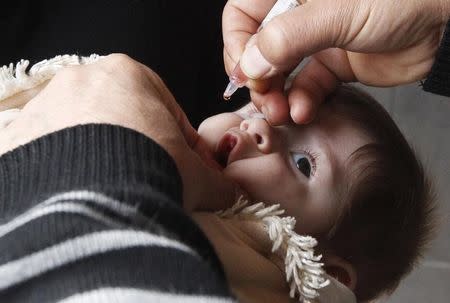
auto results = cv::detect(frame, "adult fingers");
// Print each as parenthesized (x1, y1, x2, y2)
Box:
(222, 0, 277, 74)
(133, 59, 201, 150)
(250, 75, 291, 125)
(239, 0, 360, 80)
(96, 56, 239, 211)
(224, 48, 272, 94)
(287, 49, 354, 124)
(287, 58, 338, 124)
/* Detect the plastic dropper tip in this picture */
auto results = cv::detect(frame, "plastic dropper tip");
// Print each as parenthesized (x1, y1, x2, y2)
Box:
(223, 81, 239, 101)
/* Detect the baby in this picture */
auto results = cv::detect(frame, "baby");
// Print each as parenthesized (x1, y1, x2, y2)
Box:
(196, 85, 435, 302)
(0, 57, 434, 302)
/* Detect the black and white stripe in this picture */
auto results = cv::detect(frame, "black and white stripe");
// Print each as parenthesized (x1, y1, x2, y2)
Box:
(0, 125, 235, 303)
(0, 189, 233, 302)
(57, 288, 236, 303)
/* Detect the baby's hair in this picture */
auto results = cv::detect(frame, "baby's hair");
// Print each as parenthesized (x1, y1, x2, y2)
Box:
(319, 85, 435, 302)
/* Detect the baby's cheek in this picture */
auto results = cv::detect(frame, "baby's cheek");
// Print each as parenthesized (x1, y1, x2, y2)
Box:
(224, 159, 288, 202)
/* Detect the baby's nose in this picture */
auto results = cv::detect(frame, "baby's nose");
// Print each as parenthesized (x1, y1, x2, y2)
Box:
(239, 118, 272, 153)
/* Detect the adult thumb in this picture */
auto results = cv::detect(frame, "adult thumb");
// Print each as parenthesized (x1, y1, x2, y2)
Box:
(239, 0, 353, 80)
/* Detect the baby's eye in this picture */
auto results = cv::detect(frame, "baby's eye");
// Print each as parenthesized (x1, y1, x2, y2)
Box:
(291, 152, 311, 178)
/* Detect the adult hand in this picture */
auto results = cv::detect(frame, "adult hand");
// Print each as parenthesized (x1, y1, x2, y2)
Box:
(223, 0, 450, 124)
(0, 54, 240, 212)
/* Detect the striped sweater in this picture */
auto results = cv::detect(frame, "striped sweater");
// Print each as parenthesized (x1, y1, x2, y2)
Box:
(0, 124, 236, 303)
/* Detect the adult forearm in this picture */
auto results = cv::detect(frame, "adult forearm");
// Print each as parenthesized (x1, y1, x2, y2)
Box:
(0, 124, 235, 302)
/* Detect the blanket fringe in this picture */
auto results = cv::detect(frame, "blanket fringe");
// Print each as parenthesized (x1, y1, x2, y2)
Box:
(0, 54, 101, 101)
(217, 196, 330, 302)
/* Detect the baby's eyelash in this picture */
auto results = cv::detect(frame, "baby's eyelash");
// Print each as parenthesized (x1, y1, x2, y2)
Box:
(302, 148, 318, 176)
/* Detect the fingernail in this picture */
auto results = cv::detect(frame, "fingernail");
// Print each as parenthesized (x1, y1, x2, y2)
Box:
(290, 103, 311, 124)
(240, 44, 271, 79)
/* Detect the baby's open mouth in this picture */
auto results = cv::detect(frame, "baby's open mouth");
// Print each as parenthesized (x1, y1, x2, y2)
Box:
(216, 133, 238, 168)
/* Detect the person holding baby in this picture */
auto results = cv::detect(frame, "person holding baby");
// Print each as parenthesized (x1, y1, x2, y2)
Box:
(0, 0, 448, 302)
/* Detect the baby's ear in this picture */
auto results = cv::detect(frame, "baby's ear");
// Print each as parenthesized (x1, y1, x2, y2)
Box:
(323, 254, 357, 291)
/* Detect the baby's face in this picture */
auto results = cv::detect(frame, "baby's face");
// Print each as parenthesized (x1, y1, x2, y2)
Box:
(198, 104, 370, 236)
